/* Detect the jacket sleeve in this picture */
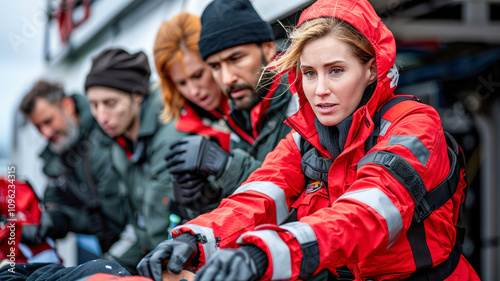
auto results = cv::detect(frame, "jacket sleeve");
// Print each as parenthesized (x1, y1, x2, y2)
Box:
(215, 147, 263, 198)
(172, 131, 306, 267)
(237, 106, 452, 280)
(141, 125, 178, 249)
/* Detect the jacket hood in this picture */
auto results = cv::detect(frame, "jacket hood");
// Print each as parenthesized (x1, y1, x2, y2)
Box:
(286, 0, 399, 142)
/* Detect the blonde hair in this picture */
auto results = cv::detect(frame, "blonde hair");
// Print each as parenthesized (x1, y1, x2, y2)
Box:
(153, 12, 202, 122)
(270, 17, 375, 76)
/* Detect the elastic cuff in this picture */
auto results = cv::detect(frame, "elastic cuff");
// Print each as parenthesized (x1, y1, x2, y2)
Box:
(176, 233, 198, 245)
(173, 225, 218, 268)
(175, 233, 200, 268)
(241, 244, 268, 278)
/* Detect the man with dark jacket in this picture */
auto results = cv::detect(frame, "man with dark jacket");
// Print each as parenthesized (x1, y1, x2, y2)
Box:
(165, 0, 298, 209)
(85, 48, 192, 273)
(19, 80, 127, 255)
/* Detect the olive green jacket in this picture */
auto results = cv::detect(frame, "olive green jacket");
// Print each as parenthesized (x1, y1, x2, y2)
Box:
(41, 94, 127, 250)
(110, 90, 191, 252)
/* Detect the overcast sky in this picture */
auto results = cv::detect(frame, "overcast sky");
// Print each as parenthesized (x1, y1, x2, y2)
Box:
(0, 0, 46, 160)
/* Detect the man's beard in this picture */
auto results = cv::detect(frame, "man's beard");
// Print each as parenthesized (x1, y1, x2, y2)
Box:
(224, 70, 274, 111)
(224, 83, 260, 111)
(49, 113, 80, 154)
(224, 52, 274, 111)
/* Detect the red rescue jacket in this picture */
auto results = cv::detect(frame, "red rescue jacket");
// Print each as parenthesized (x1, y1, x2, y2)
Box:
(176, 95, 231, 152)
(172, 0, 478, 280)
(0, 177, 61, 264)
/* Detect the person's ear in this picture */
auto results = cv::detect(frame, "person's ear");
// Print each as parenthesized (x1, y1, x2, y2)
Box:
(132, 93, 144, 106)
(61, 96, 76, 116)
(366, 58, 377, 84)
(261, 42, 277, 64)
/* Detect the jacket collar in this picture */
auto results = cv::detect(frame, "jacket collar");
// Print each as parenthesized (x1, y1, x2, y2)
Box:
(176, 95, 229, 132)
(137, 87, 164, 139)
(175, 96, 231, 151)
(227, 72, 290, 143)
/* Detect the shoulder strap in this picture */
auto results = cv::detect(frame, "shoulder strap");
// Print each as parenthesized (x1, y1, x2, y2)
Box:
(404, 132, 467, 279)
(365, 95, 421, 153)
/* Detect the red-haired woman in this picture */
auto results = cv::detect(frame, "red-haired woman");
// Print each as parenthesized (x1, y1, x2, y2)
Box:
(153, 12, 230, 212)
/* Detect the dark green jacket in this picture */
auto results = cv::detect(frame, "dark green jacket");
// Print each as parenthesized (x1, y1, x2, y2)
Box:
(110, 90, 191, 252)
(41, 94, 127, 251)
(216, 81, 299, 198)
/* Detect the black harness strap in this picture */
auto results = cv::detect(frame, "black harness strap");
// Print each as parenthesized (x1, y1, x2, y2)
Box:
(404, 228, 463, 281)
(302, 95, 467, 280)
(358, 150, 428, 207)
(360, 96, 467, 279)
(406, 217, 434, 271)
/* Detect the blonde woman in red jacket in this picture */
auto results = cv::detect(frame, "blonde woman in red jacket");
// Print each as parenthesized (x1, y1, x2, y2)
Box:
(139, 0, 480, 280)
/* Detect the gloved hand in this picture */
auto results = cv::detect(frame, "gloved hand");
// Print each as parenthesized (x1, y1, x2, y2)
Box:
(172, 173, 207, 206)
(88, 210, 116, 252)
(88, 211, 105, 237)
(38, 210, 69, 240)
(172, 173, 221, 209)
(195, 245, 267, 281)
(165, 136, 230, 179)
(21, 224, 41, 246)
(21, 211, 69, 245)
(136, 233, 199, 281)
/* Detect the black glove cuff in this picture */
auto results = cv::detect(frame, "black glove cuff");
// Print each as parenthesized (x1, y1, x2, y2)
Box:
(176, 232, 198, 245)
(176, 233, 201, 268)
(241, 244, 268, 279)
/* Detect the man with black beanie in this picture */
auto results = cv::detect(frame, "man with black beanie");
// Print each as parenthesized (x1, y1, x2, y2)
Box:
(85, 48, 192, 273)
(164, 0, 298, 220)
(138, 1, 298, 280)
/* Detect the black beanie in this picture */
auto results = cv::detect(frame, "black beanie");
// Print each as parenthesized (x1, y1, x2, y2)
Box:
(198, 0, 275, 61)
(85, 48, 151, 95)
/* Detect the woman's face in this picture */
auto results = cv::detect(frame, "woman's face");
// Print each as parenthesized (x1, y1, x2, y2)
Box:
(168, 50, 222, 111)
(300, 34, 376, 126)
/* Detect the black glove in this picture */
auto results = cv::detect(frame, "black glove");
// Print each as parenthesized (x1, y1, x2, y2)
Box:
(136, 233, 199, 281)
(88, 210, 116, 252)
(172, 173, 207, 206)
(38, 210, 69, 240)
(195, 245, 268, 281)
(21, 224, 41, 246)
(21, 211, 69, 245)
(172, 173, 221, 210)
(88, 211, 105, 236)
(165, 136, 230, 179)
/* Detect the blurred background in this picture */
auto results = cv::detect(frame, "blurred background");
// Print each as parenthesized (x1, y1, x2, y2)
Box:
(1, 0, 499, 279)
